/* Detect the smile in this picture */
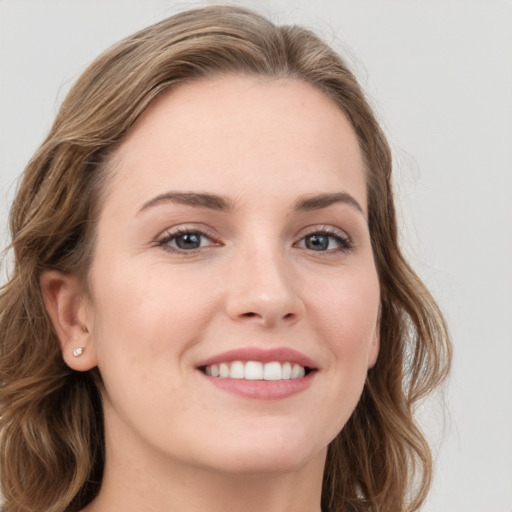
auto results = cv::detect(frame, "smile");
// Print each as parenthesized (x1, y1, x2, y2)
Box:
(196, 347, 318, 398)
(203, 361, 307, 380)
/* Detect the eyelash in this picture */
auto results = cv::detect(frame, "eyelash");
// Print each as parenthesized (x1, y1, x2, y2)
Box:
(296, 226, 353, 254)
(156, 227, 219, 254)
(156, 226, 353, 255)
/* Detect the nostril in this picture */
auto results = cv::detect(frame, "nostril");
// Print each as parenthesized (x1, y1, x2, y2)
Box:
(241, 312, 295, 321)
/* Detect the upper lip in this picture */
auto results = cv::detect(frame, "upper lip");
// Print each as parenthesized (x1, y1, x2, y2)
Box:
(196, 347, 318, 370)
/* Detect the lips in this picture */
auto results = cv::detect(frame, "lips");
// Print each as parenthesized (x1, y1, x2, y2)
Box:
(196, 347, 317, 399)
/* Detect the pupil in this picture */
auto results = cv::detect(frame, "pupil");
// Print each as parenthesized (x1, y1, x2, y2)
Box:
(176, 233, 200, 249)
(306, 234, 328, 251)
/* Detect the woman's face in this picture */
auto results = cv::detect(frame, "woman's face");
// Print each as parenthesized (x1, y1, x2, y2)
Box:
(81, 76, 380, 475)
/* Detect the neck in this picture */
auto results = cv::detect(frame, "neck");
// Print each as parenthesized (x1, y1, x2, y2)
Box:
(85, 457, 325, 512)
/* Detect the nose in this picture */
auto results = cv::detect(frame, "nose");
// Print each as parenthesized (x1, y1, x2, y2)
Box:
(224, 246, 305, 328)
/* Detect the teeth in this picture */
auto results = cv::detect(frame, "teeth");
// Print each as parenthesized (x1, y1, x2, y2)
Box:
(291, 363, 305, 379)
(203, 361, 308, 380)
(219, 363, 229, 378)
(229, 361, 245, 379)
(245, 361, 263, 380)
(263, 361, 282, 381)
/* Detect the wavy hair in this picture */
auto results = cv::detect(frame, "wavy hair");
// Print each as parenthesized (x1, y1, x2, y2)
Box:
(0, 6, 451, 512)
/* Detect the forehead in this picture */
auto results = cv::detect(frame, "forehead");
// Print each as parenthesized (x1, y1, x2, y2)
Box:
(104, 75, 367, 214)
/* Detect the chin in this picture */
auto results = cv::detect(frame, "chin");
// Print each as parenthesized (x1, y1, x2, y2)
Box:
(193, 426, 329, 475)
(212, 450, 322, 476)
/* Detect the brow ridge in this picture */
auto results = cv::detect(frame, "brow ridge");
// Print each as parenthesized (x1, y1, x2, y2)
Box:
(294, 192, 364, 215)
(139, 192, 234, 213)
(139, 190, 364, 218)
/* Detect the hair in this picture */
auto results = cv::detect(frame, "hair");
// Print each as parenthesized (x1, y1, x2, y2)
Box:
(0, 5, 451, 512)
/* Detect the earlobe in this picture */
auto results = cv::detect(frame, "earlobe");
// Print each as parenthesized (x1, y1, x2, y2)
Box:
(367, 330, 380, 369)
(40, 271, 97, 371)
(367, 311, 381, 369)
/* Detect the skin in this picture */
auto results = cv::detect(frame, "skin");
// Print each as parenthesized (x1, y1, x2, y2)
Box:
(43, 75, 380, 512)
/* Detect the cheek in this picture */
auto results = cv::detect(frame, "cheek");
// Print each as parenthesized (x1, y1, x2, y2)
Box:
(298, 265, 379, 443)
(307, 263, 380, 373)
(88, 258, 219, 372)
(87, 260, 221, 430)
(315, 266, 379, 333)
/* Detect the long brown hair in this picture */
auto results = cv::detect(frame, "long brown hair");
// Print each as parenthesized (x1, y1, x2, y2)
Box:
(0, 6, 451, 512)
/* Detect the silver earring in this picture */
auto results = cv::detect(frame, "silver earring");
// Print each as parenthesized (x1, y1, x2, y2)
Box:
(73, 347, 85, 357)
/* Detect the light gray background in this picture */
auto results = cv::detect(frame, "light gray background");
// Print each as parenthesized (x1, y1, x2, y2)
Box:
(1, 1, 511, 511)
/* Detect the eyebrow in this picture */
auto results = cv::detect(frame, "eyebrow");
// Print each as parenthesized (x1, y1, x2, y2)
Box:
(138, 192, 235, 214)
(138, 190, 364, 217)
(294, 192, 364, 216)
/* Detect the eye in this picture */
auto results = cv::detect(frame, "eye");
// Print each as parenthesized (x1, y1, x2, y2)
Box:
(157, 229, 217, 253)
(296, 229, 353, 253)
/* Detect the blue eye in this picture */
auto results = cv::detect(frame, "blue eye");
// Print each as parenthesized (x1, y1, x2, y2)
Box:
(158, 230, 214, 253)
(157, 227, 352, 255)
(297, 230, 352, 253)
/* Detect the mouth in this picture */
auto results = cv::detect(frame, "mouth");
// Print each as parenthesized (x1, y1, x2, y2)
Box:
(199, 360, 315, 381)
(195, 347, 318, 399)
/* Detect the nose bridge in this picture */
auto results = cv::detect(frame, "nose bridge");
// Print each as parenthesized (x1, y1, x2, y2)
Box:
(225, 235, 303, 326)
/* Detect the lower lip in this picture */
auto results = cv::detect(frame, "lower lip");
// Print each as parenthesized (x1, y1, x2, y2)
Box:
(198, 371, 316, 400)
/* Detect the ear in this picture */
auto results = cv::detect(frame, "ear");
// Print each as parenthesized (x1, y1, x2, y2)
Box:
(41, 270, 98, 371)
(367, 330, 380, 369)
(367, 311, 381, 369)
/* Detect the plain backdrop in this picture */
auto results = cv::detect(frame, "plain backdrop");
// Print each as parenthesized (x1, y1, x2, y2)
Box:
(1, 1, 511, 511)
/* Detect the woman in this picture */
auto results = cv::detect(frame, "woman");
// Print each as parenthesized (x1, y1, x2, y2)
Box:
(0, 5, 451, 512)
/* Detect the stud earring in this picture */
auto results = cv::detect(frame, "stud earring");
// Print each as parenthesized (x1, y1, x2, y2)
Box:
(73, 347, 85, 357)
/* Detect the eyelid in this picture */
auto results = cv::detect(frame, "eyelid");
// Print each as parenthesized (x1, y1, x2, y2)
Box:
(155, 224, 221, 254)
(294, 225, 354, 252)
(153, 223, 354, 255)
